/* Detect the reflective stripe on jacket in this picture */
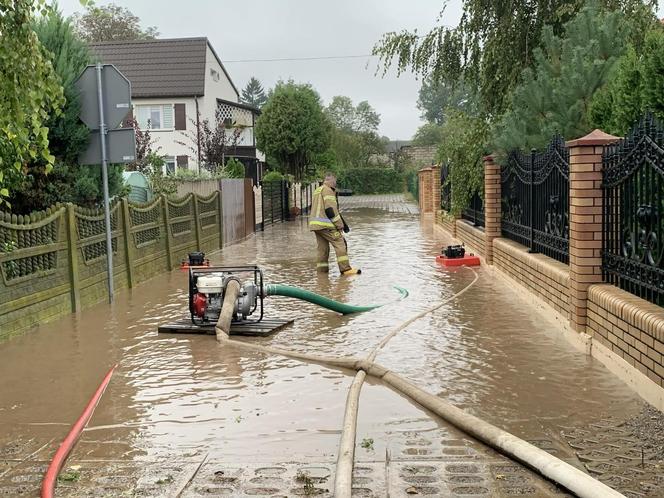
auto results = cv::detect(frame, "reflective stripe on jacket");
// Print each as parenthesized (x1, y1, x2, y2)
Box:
(309, 183, 343, 231)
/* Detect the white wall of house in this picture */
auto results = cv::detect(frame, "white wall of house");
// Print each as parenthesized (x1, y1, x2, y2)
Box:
(132, 96, 198, 173)
(201, 45, 239, 121)
(132, 44, 263, 174)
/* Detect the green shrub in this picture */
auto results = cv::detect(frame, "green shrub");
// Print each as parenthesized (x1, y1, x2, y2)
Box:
(224, 158, 245, 179)
(263, 170, 285, 182)
(337, 168, 403, 194)
(405, 169, 419, 201)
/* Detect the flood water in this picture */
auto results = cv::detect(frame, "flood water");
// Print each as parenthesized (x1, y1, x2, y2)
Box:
(0, 196, 642, 496)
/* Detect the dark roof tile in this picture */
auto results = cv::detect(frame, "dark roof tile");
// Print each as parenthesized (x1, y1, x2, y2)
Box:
(90, 37, 235, 98)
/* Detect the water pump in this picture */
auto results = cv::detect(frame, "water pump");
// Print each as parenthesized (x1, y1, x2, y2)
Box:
(189, 265, 264, 325)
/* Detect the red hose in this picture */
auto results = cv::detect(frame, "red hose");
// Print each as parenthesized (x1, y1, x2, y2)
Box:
(41, 364, 117, 498)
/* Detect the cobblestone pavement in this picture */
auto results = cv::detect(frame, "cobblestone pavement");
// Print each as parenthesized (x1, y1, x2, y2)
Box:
(339, 194, 419, 214)
(0, 426, 574, 497)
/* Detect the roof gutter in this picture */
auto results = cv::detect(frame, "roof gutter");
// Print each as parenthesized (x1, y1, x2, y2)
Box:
(195, 96, 201, 168)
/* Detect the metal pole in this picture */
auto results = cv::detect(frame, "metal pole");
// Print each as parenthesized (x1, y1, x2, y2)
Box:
(96, 63, 114, 303)
(529, 148, 535, 252)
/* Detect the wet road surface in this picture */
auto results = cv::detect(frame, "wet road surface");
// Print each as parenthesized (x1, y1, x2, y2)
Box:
(0, 194, 656, 497)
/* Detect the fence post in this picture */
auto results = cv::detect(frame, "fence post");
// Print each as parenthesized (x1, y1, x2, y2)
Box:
(418, 167, 433, 213)
(431, 165, 441, 216)
(192, 193, 202, 249)
(218, 189, 224, 249)
(529, 148, 535, 252)
(567, 129, 618, 332)
(121, 198, 135, 289)
(484, 155, 501, 265)
(65, 204, 81, 312)
(161, 195, 173, 271)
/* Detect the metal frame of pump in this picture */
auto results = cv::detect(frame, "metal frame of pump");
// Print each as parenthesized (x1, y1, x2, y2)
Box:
(188, 265, 265, 325)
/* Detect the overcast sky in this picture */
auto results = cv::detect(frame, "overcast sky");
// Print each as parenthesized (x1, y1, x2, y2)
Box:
(57, 0, 465, 140)
(58, 1, 664, 141)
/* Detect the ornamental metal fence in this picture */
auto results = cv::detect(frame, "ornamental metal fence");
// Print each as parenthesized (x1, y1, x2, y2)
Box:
(501, 135, 570, 264)
(261, 180, 289, 227)
(602, 114, 664, 305)
(441, 163, 451, 212)
(461, 190, 485, 228)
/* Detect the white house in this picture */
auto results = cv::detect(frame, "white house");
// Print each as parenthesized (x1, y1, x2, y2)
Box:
(91, 37, 264, 180)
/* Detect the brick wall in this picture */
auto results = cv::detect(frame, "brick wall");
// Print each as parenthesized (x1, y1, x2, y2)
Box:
(588, 284, 664, 388)
(493, 238, 570, 319)
(402, 145, 437, 165)
(455, 220, 485, 257)
(440, 213, 457, 237)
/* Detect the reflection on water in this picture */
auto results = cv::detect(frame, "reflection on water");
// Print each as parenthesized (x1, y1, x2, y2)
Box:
(0, 207, 640, 463)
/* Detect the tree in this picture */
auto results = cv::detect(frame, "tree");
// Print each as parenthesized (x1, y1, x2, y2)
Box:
(255, 81, 331, 181)
(640, 28, 664, 120)
(412, 123, 445, 146)
(241, 77, 267, 109)
(437, 110, 489, 215)
(8, 7, 127, 213)
(373, 0, 658, 117)
(0, 0, 64, 205)
(326, 96, 380, 133)
(493, 4, 629, 153)
(417, 78, 474, 125)
(324, 96, 385, 168)
(175, 108, 243, 174)
(590, 26, 664, 135)
(72, 3, 158, 42)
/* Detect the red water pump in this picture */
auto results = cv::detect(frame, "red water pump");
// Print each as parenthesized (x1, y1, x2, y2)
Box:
(188, 264, 264, 325)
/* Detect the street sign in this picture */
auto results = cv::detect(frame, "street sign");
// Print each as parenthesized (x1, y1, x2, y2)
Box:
(75, 64, 132, 130)
(75, 63, 135, 304)
(79, 128, 136, 165)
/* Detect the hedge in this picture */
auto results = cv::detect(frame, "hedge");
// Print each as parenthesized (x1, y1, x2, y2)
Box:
(337, 168, 403, 194)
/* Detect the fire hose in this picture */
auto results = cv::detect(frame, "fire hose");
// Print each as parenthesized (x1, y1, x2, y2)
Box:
(216, 268, 626, 498)
(41, 365, 117, 498)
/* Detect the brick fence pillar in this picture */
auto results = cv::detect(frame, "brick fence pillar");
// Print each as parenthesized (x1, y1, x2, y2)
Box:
(566, 130, 619, 332)
(483, 155, 501, 264)
(431, 165, 441, 215)
(418, 167, 433, 214)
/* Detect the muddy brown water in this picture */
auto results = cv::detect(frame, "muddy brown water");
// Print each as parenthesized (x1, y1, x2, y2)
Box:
(0, 197, 644, 496)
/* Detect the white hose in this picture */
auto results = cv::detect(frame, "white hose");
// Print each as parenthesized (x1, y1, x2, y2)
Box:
(334, 371, 366, 498)
(218, 265, 626, 498)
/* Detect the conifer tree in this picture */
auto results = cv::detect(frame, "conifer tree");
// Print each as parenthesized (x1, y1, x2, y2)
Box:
(493, 4, 628, 153)
(241, 77, 267, 109)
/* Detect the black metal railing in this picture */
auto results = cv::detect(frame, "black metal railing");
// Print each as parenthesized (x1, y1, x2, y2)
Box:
(441, 163, 451, 212)
(501, 135, 570, 264)
(602, 114, 664, 305)
(262, 180, 289, 227)
(461, 190, 485, 228)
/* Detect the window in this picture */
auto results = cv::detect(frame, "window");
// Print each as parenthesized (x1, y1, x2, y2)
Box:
(135, 104, 174, 130)
(210, 68, 220, 82)
(164, 156, 176, 175)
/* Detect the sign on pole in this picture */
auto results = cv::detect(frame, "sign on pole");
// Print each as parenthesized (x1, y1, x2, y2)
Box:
(75, 64, 135, 304)
(77, 65, 132, 130)
(79, 128, 136, 165)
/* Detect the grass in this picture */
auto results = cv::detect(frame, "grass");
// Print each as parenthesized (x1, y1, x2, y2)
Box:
(361, 437, 374, 451)
(155, 474, 174, 485)
(295, 469, 315, 495)
(57, 469, 81, 483)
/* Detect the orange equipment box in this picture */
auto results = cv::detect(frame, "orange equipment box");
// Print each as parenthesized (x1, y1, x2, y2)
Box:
(435, 254, 481, 267)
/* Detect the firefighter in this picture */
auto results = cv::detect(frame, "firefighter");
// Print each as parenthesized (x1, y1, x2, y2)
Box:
(309, 172, 361, 275)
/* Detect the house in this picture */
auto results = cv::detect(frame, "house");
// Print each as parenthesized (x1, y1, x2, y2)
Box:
(90, 37, 264, 181)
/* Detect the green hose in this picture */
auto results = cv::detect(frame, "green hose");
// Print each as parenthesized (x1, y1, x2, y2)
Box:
(265, 284, 408, 315)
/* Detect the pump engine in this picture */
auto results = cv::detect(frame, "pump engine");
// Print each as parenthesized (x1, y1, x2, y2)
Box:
(188, 265, 264, 325)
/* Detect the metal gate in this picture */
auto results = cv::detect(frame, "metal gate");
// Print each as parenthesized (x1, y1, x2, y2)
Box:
(602, 115, 664, 305)
(262, 180, 289, 227)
